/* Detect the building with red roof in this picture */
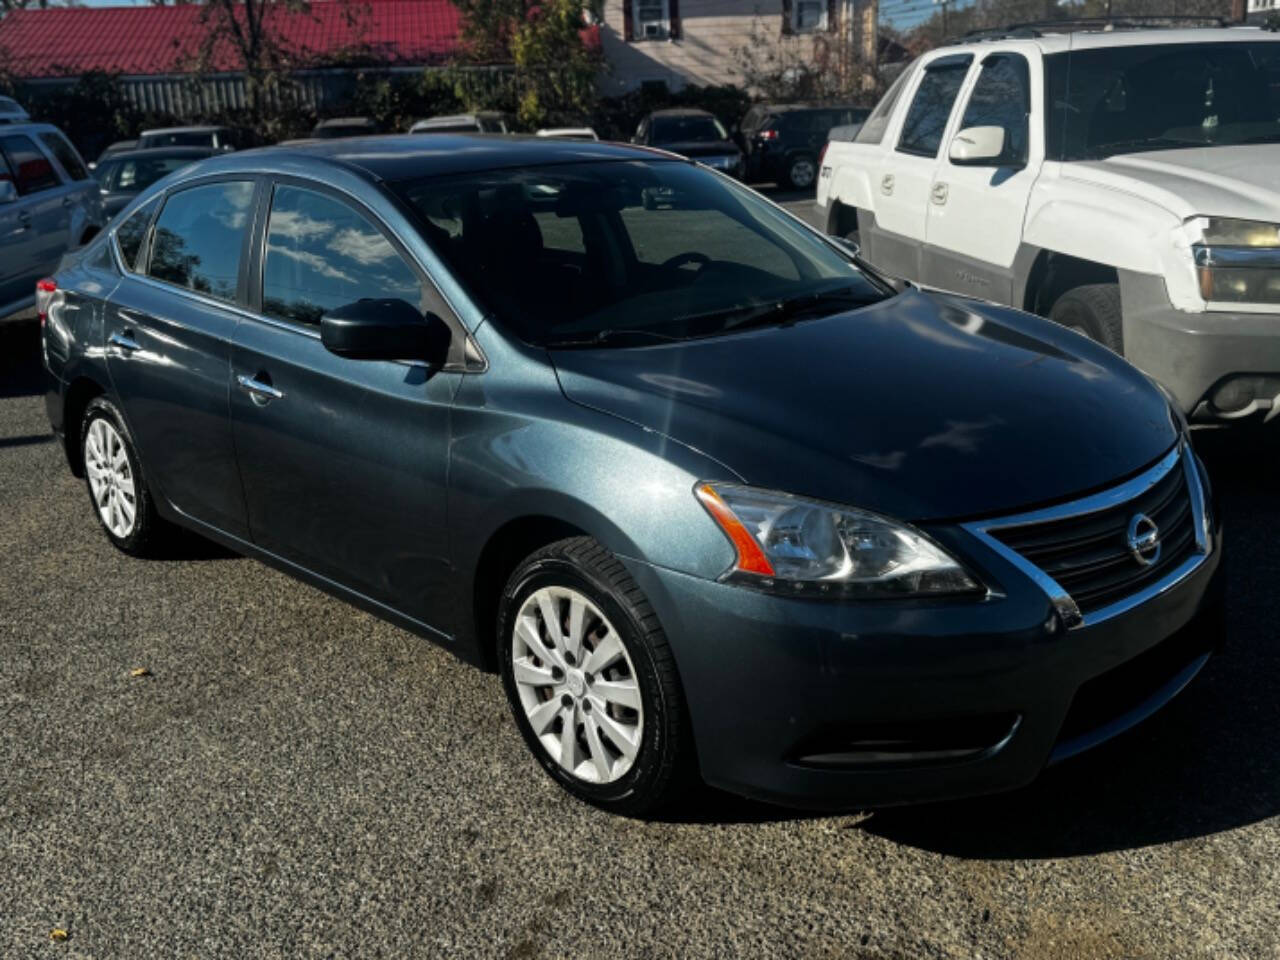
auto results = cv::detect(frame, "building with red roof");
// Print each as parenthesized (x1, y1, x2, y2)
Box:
(0, 0, 463, 80)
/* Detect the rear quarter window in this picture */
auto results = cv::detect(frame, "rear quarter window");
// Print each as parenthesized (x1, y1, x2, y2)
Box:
(0, 134, 61, 194)
(115, 198, 158, 272)
(39, 131, 88, 181)
(855, 61, 920, 145)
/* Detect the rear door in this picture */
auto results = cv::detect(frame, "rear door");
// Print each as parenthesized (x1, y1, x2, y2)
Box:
(229, 179, 461, 629)
(0, 132, 70, 287)
(922, 50, 1040, 303)
(870, 53, 973, 279)
(104, 179, 256, 538)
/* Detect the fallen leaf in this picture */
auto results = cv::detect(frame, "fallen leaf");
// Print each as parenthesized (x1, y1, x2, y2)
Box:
(50, 929, 68, 942)
(129, 667, 151, 678)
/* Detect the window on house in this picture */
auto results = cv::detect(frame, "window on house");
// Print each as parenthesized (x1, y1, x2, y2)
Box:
(793, 0, 827, 32)
(634, 0, 669, 40)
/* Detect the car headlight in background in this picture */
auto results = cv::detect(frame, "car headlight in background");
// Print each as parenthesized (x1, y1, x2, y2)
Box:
(695, 483, 981, 598)
(1190, 217, 1280, 305)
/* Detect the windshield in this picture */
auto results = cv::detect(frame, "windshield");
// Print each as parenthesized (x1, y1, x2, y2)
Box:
(650, 115, 729, 144)
(1046, 41, 1280, 161)
(144, 131, 216, 148)
(393, 160, 887, 347)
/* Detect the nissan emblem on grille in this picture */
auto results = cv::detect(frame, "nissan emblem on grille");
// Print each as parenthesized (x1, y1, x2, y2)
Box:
(1126, 513, 1162, 567)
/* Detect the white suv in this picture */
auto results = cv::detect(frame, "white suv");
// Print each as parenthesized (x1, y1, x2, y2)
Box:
(817, 24, 1280, 422)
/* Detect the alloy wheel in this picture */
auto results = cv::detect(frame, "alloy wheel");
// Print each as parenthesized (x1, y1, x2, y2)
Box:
(84, 418, 137, 539)
(511, 586, 643, 784)
(790, 158, 816, 189)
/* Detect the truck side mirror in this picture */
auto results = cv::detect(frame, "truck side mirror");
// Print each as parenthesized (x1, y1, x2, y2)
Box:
(949, 126, 1007, 166)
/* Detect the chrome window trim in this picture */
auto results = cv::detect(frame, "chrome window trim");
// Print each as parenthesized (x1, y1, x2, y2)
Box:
(962, 443, 1210, 631)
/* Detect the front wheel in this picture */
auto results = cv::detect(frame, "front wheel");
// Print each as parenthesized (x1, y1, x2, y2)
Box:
(1049, 283, 1124, 354)
(497, 537, 692, 816)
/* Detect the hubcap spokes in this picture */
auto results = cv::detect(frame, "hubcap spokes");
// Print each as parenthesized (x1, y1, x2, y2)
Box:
(84, 419, 137, 539)
(512, 586, 643, 784)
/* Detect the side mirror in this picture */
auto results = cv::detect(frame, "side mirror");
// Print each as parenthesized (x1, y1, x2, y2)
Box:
(0, 180, 17, 204)
(949, 125, 1007, 166)
(320, 298, 451, 365)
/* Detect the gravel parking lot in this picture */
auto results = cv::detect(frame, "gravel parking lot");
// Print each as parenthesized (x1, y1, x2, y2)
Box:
(3, 228, 1280, 958)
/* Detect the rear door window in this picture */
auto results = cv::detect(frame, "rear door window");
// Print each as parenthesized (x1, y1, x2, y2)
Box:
(0, 135, 62, 195)
(39, 131, 88, 181)
(147, 180, 255, 302)
(855, 61, 919, 145)
(897, 58, 973, 157)
(261, 184, 422, 326)
(115, 198, 158, 271)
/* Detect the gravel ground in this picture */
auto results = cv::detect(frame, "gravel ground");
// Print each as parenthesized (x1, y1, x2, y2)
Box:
(3, 268, 1280, 959)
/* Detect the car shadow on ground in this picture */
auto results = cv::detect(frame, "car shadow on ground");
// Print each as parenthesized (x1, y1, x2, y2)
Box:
(0, 317, 45, 399)
(667, 428, 1280, 857)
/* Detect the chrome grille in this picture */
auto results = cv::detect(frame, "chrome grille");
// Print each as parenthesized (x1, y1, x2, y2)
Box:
(963, 447, 1210, 628)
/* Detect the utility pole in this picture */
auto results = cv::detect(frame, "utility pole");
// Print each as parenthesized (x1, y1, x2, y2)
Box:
(860, 0, 878, 93)
(933, 0, 951, 37)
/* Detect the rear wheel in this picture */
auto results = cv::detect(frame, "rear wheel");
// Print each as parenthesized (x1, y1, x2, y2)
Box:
(497, 537, 692, 816)
(785, 153, 818, 191)
(81, 397, 164, 555)
(1049, 283, 1124, 354)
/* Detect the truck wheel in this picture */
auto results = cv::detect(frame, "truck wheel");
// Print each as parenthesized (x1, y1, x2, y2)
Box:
(1049, 284, 1124, 354)
(785, 153, 817, 191)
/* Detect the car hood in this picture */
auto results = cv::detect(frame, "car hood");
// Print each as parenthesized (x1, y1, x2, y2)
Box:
(1065, 144, 1280, 222)
(549, 291, 1177, 522)
(654, 140, 741, 159)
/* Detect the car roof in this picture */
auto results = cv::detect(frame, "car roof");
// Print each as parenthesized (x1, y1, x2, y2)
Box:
(0, 122, 63, 136)
(174, 133, 677, 185)
(940, 24, 1277, 57)
(140, 125, 227, 135)
(414, 113, 502, 125)
(762, 103, 865, 112)
(98, 146, 217, 162)
(315, 117, 375, 126)
(648, 108, 716, 118)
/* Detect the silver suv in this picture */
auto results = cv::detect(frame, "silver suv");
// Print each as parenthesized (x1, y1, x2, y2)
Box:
(0, 123, 103, 319)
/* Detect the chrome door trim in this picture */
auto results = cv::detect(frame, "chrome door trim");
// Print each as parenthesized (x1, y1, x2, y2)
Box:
(236, 374, 284, 401)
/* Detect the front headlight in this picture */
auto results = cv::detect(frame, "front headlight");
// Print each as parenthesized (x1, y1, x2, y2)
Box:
(1191, 217, 1280, 305)
(695, 483, 981, 599)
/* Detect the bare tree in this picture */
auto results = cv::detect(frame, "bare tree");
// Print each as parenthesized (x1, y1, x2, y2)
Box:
(193, 0, 312, 116)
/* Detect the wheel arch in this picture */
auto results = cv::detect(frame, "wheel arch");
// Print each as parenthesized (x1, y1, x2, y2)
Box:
(62, 374, 107, 477)
(1019, 248, 1120, 317)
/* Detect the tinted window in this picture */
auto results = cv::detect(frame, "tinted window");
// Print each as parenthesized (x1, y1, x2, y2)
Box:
(39, 132, 88, 181)
(1046, 41, 1280, 161)
(856, 61, 919, 145)
(115, 199, 157, 271)
(898, 62, 971, 157)
(147, 181, 254, 301)
(144, 131, 216, 148)
(650, 115, 728, 144)
(116, 154, 203, 192)
(395, 161, 884, 347)
(957, 54, 1031, 164)
(0, 135, 61, 194)
(262, 185, 421, 327)
(93, 160, 119, 188)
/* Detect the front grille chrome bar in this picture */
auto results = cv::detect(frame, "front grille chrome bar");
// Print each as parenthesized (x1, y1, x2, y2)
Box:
(961, 444, 1211, 630)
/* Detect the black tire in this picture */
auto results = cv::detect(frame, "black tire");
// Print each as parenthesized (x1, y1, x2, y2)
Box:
(785, 153, 818, 191)
(1049, 283, 1124, 354)
(497, 536, 693, 816)
(80, 396, 166, 556)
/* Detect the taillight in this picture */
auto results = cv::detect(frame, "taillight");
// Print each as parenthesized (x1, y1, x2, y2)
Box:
(818, 142, 829, 167)
(36, 277, 57, 327)
(758, 129, 778, 141)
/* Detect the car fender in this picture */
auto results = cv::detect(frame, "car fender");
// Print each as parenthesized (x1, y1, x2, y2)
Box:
(821, 143, 878, 216)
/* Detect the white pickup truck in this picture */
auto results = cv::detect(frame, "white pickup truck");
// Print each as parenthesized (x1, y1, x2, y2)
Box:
(817, 24, 1280, 421)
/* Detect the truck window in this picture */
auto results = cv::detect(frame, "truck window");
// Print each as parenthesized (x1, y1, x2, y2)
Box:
(897, 59, 972, 158)
(956, 53, 1032, 165)
(855, 63, 918, 145)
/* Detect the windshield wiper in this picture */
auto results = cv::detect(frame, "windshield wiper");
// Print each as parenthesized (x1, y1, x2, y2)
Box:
(719, 289, 880, 332)
(1087, 136, 1208, 157)
(545, 328, 686, 349)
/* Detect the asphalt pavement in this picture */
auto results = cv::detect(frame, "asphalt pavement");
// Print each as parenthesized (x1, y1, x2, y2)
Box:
(3, 226, 1280, 958)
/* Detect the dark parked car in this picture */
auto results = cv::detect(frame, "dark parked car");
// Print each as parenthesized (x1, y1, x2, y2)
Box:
(92, 147, 216, 217)
(632, 108, 743, 177)
(738, 103, 870, 190)
(410, 112, 509, 134)
(312, 117, 379, 139)
(41, 136, 1222, 815)
(92, 140, 138, 170)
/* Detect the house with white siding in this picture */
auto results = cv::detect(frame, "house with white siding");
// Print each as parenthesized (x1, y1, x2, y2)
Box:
(597, 0, 870, 94)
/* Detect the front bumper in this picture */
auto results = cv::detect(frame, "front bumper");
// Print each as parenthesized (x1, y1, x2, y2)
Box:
(1121, 271, 1280, 420)
(621, 528, 1224, 810)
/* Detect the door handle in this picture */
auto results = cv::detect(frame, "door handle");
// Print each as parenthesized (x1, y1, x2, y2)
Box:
(237, 374, 284, 403)
(62, 196, 73, 208)
(932, 182, 949, 205)
(108, 330, 141, 352)
(880, 174, 895, 195)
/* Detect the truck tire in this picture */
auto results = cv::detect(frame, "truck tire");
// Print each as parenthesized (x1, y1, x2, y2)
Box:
(1049, 284, 1124, 355)
(785, 153, 818, 191)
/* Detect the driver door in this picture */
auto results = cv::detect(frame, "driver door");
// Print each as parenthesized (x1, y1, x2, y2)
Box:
(230, 180, 462, 630)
